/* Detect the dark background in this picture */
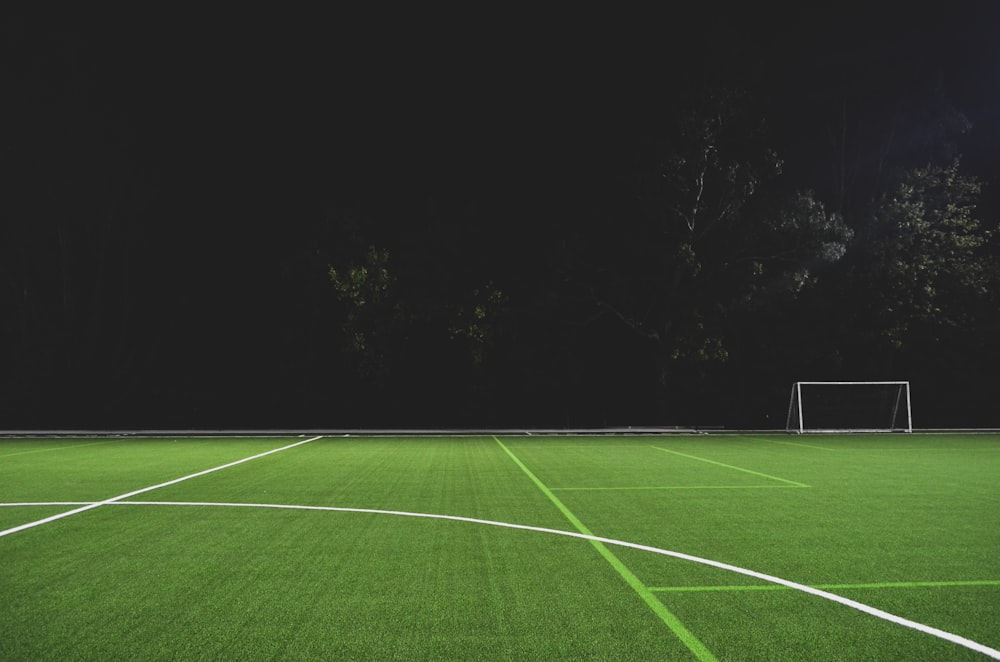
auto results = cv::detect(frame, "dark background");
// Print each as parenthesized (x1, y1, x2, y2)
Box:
(3, 4, 1000, 430)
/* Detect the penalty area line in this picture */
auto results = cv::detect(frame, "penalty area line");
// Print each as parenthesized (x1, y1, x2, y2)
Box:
(0, 436, 323, 540)
(550, 485, 809, 491)
(650, 446, 810, 487)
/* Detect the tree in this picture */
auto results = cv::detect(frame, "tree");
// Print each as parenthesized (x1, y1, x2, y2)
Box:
(448, 281, 509, 368)
(328, 245, 399, 383)
(856, 158, 993, 352)
(820, 156, 1000, 425)
(557, 89, 852, 420)
(314, 198, 519, 425)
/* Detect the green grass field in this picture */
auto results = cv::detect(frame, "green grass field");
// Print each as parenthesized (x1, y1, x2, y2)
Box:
(1, 433, 998, 660)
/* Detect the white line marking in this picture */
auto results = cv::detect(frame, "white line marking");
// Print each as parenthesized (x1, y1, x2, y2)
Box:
(0, 436, 322, 539)
(62, 499, 1000, 660)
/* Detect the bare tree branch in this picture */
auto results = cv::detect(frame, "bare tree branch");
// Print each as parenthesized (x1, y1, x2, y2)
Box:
(590, 290, 661, 341)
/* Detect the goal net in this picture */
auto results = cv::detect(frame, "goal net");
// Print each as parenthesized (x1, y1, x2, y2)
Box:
(786, 381, 912, 433)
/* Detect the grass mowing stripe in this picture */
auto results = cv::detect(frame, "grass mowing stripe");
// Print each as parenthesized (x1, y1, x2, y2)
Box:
(0, 436, 323, 540)
(551, 485, 808, 491)
(650, 446, 809, 487)
(0, 439, 120, 458)
(651, 580, 1000, 592)
(493, 436, 719, 662)
(0, 502, 94, 507)
(45, 498, 1000, 660)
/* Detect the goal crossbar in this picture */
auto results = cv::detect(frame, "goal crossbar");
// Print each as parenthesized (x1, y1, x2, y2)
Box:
(786, 381, 913, 433)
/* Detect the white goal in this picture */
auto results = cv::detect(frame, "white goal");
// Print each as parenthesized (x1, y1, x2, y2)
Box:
(786, 381, 912, 433)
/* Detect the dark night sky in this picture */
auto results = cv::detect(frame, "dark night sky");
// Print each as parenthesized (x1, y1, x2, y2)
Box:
(71, 4, 1000, 214)
(4, 4, 1000, 428)
(18, 5, 990, 201)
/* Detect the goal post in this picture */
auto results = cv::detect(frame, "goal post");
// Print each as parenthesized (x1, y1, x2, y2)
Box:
(786, 381, 912, 433)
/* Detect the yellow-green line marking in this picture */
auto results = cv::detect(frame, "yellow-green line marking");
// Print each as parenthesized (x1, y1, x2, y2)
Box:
(494, 435, 718, 662)
(650, 580, 1000, 592)
(551, 484, 809, 491)
(650, 446, 809, 487)
(744, 436, 838, 451)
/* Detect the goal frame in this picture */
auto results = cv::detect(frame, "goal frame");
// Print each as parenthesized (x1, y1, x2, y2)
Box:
(786, 381, 913, 434)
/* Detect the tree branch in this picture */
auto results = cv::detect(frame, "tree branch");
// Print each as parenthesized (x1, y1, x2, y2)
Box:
(590, 290, 661, 341)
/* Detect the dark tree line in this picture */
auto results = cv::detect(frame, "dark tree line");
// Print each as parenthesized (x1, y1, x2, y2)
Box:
(2, 9, 999, 429)
(302, 84, 999, 429)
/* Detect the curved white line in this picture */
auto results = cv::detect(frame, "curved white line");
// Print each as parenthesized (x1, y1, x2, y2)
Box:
(101, 500, 999, 660)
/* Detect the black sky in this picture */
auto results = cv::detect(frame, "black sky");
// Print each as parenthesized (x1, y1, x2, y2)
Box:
(113, 7, 999, 203)
(14, 4, 993, 205)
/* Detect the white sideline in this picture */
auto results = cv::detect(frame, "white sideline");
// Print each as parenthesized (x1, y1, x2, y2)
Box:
(0, 436, 322, 539)
(55, 499, 1000, 661)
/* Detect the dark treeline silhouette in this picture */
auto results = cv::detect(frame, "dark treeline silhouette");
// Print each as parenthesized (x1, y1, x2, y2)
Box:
(3, 6, 999, 429)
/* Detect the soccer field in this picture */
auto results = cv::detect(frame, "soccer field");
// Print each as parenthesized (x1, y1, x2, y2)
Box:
(1, 433, 998, 660)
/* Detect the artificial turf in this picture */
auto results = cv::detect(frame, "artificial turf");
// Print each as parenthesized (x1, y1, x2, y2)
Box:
(0, 433, 997, 660)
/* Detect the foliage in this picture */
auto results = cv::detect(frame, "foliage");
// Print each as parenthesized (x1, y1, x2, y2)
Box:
(328, 245, 399, 382)
(860, 158, 992, 349)
(565, 90, 852, 394)
(448, 282, 509, 367)
(738, 190, 853, 306)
